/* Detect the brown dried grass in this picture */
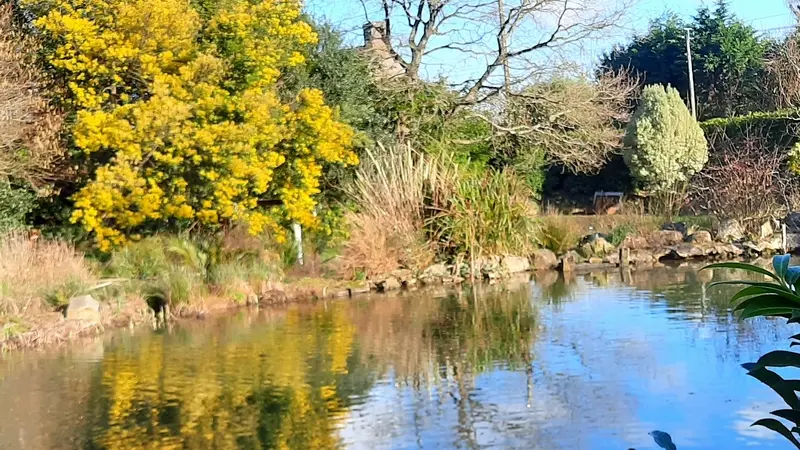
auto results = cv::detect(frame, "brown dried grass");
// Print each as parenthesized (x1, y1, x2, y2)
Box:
(0, 232, 97, 315)
(338, 144, 444, 278)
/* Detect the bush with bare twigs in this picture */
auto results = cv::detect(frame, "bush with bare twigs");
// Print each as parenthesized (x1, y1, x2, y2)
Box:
(0, 5, 64, 188)
(689, 123, 800, 233)
(492, 71, 639, 174)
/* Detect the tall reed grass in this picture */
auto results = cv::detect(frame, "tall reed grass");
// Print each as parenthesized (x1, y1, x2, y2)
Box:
(341, 144, 539, 277)
(0, 232, 97, 314)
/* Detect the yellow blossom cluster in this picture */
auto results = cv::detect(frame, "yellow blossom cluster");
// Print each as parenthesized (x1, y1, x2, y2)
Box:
(25, 0, 356, 250)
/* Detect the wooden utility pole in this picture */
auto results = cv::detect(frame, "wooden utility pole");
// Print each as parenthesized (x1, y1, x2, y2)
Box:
(685, 28, 697, 120)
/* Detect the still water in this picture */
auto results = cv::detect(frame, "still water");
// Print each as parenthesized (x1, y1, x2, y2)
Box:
(0, 267, 795, 449)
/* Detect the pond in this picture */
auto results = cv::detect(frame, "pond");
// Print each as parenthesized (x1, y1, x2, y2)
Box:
(0, 267, 794, 449)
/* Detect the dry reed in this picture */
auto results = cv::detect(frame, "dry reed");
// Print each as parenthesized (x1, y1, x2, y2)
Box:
(0, 232, 96, 314)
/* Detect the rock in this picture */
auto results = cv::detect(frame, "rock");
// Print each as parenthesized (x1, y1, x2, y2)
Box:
(378, 276, 402, 292)
(65, 295, 101, 322)
(620, 235, 650, 250)
(648, 230, 684, 247)
(714, 243, 745, 257)
(688, 230, 712, 245)
(629, 249, 667, 265)
(761, 220, 774, 239)
(560, 250, 584, 272)
(471, 256, 501, 277)
(604, 252, 620, 265)
(530, 249, 558, 270)
(579, 234, 615, 257)
(672, 243, 705, 259)
(442, 276, 465, 284)
(717, 219, 745, 242)
(661, 222, 688, 236)
(501, 256, 531, 274)
(761, 236, 783, 252)
(422, 263, 449, 278)
(390, 269, 415, 282)
(588, 257, 604, 264)
(786, 212, 800, 233)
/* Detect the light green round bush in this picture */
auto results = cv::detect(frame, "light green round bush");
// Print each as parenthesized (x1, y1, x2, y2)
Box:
(623, 85, 708, 191)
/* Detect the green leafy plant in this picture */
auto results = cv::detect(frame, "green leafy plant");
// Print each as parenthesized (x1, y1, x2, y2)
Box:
(705, 255, 800, 448)
(608, 224, 635, 247)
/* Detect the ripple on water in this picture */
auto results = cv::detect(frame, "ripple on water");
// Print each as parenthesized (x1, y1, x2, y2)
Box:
(0, 267, 795, 449)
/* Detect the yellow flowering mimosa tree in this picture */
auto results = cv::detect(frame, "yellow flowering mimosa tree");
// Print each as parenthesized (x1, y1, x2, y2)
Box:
(24, 0, 357, 250)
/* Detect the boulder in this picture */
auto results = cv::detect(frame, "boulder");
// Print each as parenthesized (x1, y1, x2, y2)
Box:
(378, 276, 402, 292)
(472, 256, 501, 276)
(604, 252, 620, 265)
(761, 220, 774, 239)
(672, 243, 705, 259)
(560, 250, 584, 272)
(620, 235, 650, 250)
(687, 230, 712, 245)
(65, 295, 101, 322)
(717, 219, 745, 242)
(661, 222, 688, 236)
(648, 230, 684, 247)
(530, 249, 558, 271)
(390, 269, 415, 282)
(579, 234, 615, 257)
(713, 243, 745, 257)
(422, 263, 449, 278)
(629, 249, 669, 265)
(501, 256, 531, 274)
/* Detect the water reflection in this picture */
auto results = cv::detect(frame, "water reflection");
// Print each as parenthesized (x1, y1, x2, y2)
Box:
(0, 267, 794, 449)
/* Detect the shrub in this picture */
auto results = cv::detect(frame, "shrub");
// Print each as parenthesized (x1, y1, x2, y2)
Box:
(23, 0, 358, 251)
(0, 183, 35, 233)
(624, 85, 708, 192)
(537, 220, 579, 255)
(608, 224, 635, 247)
(432, 170, 539, 258)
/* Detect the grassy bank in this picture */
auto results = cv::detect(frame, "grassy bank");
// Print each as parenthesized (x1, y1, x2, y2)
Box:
(0, 231, 365, 351)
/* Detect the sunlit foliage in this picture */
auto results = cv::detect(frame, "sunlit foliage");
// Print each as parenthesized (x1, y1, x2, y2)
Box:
(23, 0, 357, 250)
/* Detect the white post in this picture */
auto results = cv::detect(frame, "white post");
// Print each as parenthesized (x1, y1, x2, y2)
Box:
(783, 222, 788, 254)
(292, 222, 303, 266)
(685, 28, 698, 120)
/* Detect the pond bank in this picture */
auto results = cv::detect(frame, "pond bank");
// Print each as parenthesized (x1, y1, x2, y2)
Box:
(0, 238, 773, 354)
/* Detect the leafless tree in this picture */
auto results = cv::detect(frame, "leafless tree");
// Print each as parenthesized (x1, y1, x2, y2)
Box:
(358, 0, 633, 105)
(490, 70, 639, 173)
(0, 5, 65, 188)
(766, 33, 800, 110)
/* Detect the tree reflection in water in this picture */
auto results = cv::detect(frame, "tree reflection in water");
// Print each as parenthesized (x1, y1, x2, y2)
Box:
(0, 266, 791, 449)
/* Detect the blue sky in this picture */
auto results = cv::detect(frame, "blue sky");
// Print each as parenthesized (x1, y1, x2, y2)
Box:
(305, 0, 798, 83)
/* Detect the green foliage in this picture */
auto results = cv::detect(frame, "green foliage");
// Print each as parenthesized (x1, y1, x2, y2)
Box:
(600, 0, 771, 119)
(431, 170, 539, 258)
(705, 255, 800, 449)
(0, 183, 35, 233)
(108, 235, 281, 307)
(42, 277, 91, 308)
(285, 20, 390, 147)
(608, 224, 635, 247)
(624, 85, 708, 192)
(537, 221, 578, 254)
